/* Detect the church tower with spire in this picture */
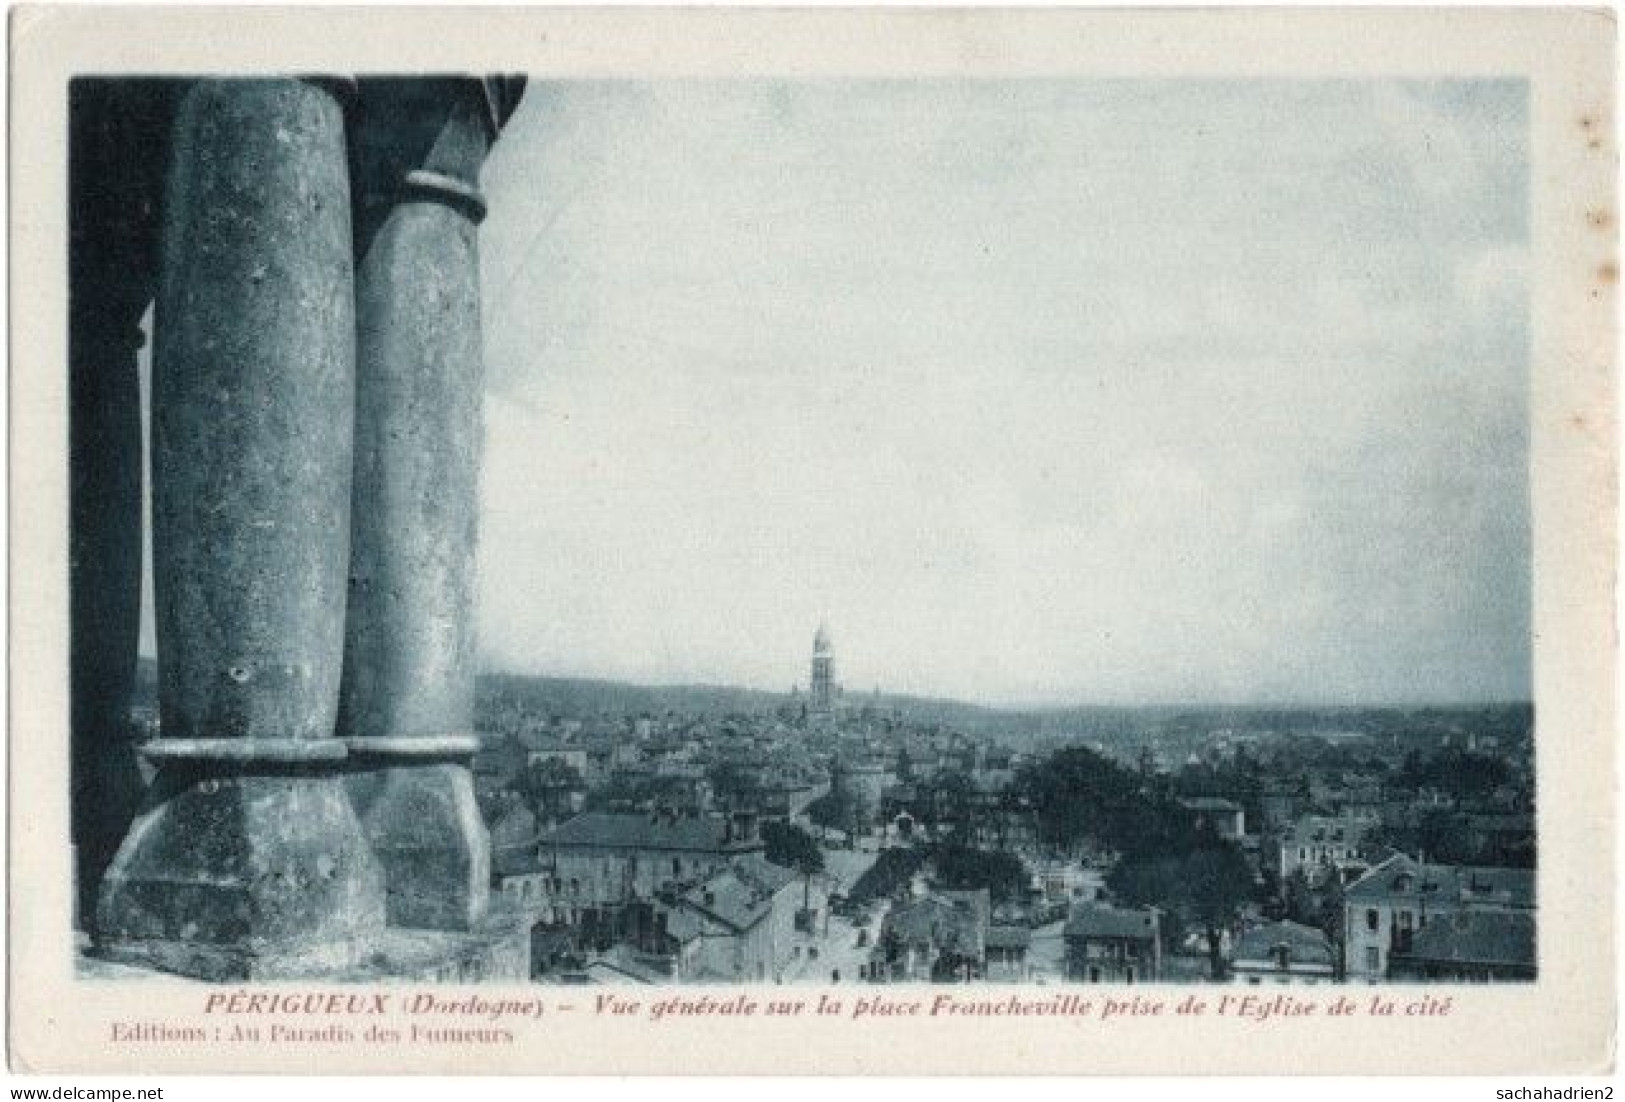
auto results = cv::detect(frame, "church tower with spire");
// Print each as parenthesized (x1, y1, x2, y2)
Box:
(810, 623, 835, 715)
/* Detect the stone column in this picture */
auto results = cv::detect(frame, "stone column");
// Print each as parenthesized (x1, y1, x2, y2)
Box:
(337, 77, 524, 931)
(96, 78, 385, 980)
(68, 79, 175, 927)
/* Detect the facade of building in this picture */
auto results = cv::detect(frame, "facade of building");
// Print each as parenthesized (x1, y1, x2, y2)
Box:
(1343, 854, 1535, 982)
(676, 854, 801, 982)
(984, 925, 1033, 981)
(1063, 903, 1161, 983)
(1278, 812, 1375, 887)
(871, 889, 990, 982)
(538, 810, 763, 941)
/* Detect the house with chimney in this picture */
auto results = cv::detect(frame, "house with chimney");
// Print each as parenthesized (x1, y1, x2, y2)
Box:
(1229, 920, 1337, 985)
(670, 854, 801, 982)
(537, 808, 763, 950)
(1343, 854, 1534, 982)
(1388, 909, 1535, 982)
(870, 888, 991, 982)
(1276, 811, 1377, 887)
(1063, 903, 1162, 983)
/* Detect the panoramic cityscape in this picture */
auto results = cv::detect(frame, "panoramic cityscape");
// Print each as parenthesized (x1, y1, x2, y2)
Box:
(457, 624, 1535, 986)
(111, 621, 1534, 987)
(69, 77, 1533, 988)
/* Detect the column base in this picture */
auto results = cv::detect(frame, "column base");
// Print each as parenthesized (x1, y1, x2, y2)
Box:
(94, 749, 386, 982)
(344, 736, 490, 933)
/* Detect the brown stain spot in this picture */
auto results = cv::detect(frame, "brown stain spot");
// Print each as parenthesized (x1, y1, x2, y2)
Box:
(1600, 262, 1618, 284)
(1588, 209, 1614, 230)
(1571, 413, 1588, 432)
(1580, 115, 1597, 130)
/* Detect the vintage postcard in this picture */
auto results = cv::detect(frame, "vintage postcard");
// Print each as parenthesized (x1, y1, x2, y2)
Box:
(8, 5, 1616, 1076)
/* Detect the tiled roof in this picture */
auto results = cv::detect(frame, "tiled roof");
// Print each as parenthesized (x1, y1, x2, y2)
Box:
(1064, 903, 1159, 942)
(1281, 813, 1370, 844)
(662, 908, 706, 944)
(1344, 854, 1534, 909)
(679, 855, 797, 932)
(492, 845, 545, 877)
(1231, 920, 1335, 968)
(986, 925, 1032, 951)
(1399, 910, 1535, 969)
(542, 811, 757, 854)
(885, 893, 988, 957)
(1181, 797, 1243, 813)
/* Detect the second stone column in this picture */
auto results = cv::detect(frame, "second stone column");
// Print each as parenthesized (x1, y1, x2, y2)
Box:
(338, 77, 524, 931)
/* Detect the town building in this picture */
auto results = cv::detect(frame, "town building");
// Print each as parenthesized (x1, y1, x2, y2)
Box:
(1063, 903, 1162, 983)
(1343, 854, 1535, 982)
(1181, 796, 1247, 839)
(1229, 920, 1337, 985)
(871, 888, 990, 982)
(672, 854, 802, 982)
(984, 925, 1033, 981)
(537, 809, 764, 946)
(1277, 812, 1376, 887)
(1388, 909, 1536, 982)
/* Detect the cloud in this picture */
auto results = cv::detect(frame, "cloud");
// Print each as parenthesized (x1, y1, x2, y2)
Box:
(473, 80, 1531, 705)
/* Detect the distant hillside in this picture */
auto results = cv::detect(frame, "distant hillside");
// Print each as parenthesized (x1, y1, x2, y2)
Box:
(476, 669, 1531, 749)
(133, 657, 1531, 750)
(479, 672, 788, 718)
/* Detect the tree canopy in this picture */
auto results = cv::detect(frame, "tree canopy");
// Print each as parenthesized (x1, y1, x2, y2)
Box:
(761, 820, 825, 875)
(1016, 747, 1199, 858)
(1108, 841, 1257, 979)
(931, 843, 1029, 903)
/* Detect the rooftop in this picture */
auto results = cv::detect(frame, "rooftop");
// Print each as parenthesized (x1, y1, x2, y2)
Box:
(1399, 910, 1535, 969)
(680, 854, 799, 932)
(1231, 920, 1335, 968)
(1064, 903, 1159, 942)
(1344, 854, 1534, 908)
(1180, 796, 1243, 813)
(542, 811, 760, 854)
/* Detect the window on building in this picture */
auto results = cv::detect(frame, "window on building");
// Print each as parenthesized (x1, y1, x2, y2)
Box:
(1365, 908, 1379, 932)
(1365, 947, 1380, 973)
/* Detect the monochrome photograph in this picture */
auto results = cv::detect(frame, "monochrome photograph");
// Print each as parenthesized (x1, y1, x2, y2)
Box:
(67, 71, 1537, 990)
(12, 5, 1613, 1077)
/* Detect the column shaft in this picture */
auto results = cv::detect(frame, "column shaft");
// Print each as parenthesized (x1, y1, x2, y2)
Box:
(96, 78, 385, 980)
(338, 77, 522, 930)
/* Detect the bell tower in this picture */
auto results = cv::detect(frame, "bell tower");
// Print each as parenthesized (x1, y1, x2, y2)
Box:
(810, 623, 835, 715)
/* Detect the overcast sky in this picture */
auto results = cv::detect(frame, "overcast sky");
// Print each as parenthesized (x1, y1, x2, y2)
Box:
(466, 80, 1530, 706)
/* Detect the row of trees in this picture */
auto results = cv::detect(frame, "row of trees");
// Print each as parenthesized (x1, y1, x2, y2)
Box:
(1018, 747, 1259, 979)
